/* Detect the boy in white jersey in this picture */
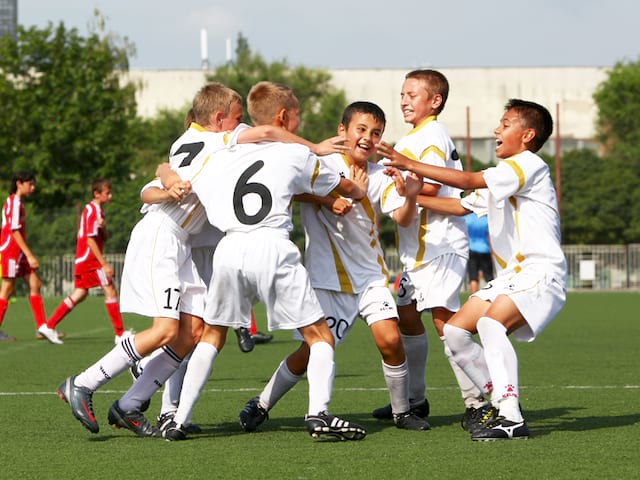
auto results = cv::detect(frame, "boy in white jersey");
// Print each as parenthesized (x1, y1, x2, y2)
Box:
(238, 101, 429, 433)
(158, 81, 368, 442)
(372, 69, 486, 428)
(378, 99, 567, 440)
(57, 82, 326, 437)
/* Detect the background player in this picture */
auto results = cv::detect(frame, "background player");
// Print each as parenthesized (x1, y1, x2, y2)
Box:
(44, 179, 129, 344)
(0, 171, 50, 343)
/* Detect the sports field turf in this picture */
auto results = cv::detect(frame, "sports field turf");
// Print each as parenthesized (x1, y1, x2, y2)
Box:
(1, 292, 638, 479)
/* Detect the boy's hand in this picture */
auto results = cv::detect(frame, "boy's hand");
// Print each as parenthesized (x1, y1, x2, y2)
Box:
(27, 254, 39, 269)
(376, 141, 411, 170)
(168, 181, 191, 202)
(349, 164, 369, 200)
(312, 135, 349, 156)
(404, 172, 423, 199)
(102, 263, 114, 278)
(330, 197, 353, 216)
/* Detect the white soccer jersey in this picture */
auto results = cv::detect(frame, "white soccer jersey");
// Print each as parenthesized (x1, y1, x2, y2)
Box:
(144, 122, 248, 235)
(461, 150, 567, 281)
(394, 116, 468, 270)
(302, 153, 405, 293)
(180, 142, 340, 233)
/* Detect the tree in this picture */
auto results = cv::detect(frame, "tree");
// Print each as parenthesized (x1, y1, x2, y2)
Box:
(208, 33, 346, 143)
(0, 17, 141, 253)
(0, 20, 137, 207)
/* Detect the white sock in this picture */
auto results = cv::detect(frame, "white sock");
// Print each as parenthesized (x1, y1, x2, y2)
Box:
(441, 335, 486, 409)
(160, 353, 191, 417)
(382, 360, 410, 415)
(173, 342, 218, 426)
(259, 359, 304, 411)
(443, 324, 493, 397)
(401, 333, 427, 404)
(75, 336, 142, 391)
(118, 345, 182, 412)
(306, 342, 334, 416)
(476, 316, 523, 422)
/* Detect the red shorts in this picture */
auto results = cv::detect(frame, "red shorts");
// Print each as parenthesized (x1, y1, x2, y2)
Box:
(74, 268, 112, 289)
(0, 251, 34, 279)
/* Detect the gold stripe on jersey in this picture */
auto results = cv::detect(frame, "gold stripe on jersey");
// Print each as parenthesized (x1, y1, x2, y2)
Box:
(494, 251, 507, 269)
(420, 145, 445, 161)
(413, 208, 428, 269)
(327, 231, 353, 293)
(190, 122, 205, 132)
(406, 115, 437, 136)
(399, 148, 418, 161)
(309, 158, 321, 192)
(180, 203, 202, 229)
(504, 159, 525, 191)
(509, 196, 520, 239)
(188, 154, 212, 184)
(380, 182, 395, 209)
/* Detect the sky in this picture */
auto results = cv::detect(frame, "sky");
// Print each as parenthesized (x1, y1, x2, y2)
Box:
(18, 0, 640, 71)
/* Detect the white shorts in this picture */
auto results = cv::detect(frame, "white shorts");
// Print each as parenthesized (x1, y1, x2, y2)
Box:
(396, 253, 466, 312)
(120, 211, 206, 320)
(293, 285, 398, 345)
(204, 230, 324, 331)
(191, 246, 215, 286)
(473, 267, 566, 342)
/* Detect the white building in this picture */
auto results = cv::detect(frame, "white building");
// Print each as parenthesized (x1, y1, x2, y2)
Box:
(123, 66, 608, 162)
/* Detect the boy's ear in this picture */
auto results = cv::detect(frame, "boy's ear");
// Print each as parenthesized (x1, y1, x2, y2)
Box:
(522, 128, 536, 145)
(276, 108, 288, 128)
(337, 123, 346, 135)
(211, 111, 224, 128)
(432, 93, 443, 110)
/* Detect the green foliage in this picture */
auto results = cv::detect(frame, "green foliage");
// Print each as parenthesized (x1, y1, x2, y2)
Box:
(208, 33, 347, 143)
(0, 21, 138, 208)
(0, 18, 143, 254)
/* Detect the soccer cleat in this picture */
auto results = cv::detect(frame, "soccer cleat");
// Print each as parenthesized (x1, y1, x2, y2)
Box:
(107, 400, 161, 437)
(467, 405, 499, 435)
(304, 411, 366, 441)
(0, 330, 16, 342)
(234, 327, 255, 353)
(239, 397, 269, 432)
(471, 417, 530, 441)
(37, 325, 64, 345)
(251, 331, 273, 344)
(461, 404, 491, 432)
(372, 398, 430, 420)
(393, 411, 431, 430)
(158, 411, 202, 435)
(36, 330, 66, 340)
(57, 375, 99, 433)
(163, 420, 187, 441)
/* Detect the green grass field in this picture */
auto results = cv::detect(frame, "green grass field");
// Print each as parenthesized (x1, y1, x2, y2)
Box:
(1, 292, 638, 480)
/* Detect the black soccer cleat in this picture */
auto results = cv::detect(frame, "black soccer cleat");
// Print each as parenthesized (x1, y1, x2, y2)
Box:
(372, 398, 430, 420)
(107, 401, 160, 438)
(393, 411, 431, 430)
(239, 397, 269, 432)
(234, 327, 255, 353)
(471, 417, 530, 441)
(57, 375, 99, 433)
(163, 420, 188, 441)
(305, 411, 366, 441)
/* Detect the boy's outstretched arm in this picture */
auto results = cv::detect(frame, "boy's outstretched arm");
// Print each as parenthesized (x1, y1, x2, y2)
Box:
(238, 126, 348, 156)
(377, 141, 486, 191)
(416, 195, 471, 216)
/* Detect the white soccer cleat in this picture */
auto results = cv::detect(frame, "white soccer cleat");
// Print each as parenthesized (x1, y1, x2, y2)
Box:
(37, 325, 63, 345)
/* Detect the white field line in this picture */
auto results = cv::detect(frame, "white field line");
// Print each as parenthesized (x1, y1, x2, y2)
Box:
(1, 385, 638, 396)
